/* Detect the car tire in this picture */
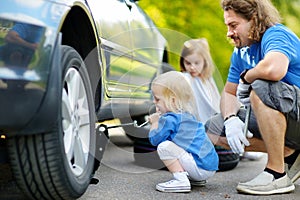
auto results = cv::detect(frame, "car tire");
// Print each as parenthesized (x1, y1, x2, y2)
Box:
(133, 139, 166, 170)
(119, 116, 166, 169)
(122, 118, 240, 171)
(215, 146, 240, 171)
(7, 45, 96, 200)
(134, 143, 240, 171)
(119, 115, 152, 142)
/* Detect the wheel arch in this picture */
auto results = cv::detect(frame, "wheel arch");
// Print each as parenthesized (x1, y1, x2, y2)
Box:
(60, 5, 103, 114)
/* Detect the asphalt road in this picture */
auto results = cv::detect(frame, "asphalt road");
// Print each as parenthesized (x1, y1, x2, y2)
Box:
(79, 129, 300, 200)
(1, 128, 299, 200)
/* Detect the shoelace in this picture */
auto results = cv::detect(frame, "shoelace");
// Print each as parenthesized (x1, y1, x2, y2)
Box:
(164, 179, 177, 185)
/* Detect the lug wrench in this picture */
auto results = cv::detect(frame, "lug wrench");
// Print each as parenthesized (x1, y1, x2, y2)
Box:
(243, 106, 251, 137)
(241, 106, 251, 153)
(104, 120, 149, 130)
(98, 120, 149, 132)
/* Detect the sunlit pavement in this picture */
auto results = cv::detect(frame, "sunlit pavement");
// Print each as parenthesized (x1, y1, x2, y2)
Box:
(1, 120, 299, 200)
(80, 123, 300, 200)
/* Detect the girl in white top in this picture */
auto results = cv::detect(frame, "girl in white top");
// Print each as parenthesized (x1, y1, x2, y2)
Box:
(180, 38, 263, 161)
(180, 38, 220, 123)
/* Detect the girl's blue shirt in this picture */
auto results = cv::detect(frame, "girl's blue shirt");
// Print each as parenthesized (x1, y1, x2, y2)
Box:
(149, 112, 219, 171)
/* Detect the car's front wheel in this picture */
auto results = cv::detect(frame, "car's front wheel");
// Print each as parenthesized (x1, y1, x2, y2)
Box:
(7, 45, 96, 200)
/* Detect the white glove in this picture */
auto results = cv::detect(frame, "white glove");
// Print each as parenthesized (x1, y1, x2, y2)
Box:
(236, 82, 251, 106)
(224, 116, 252, 154)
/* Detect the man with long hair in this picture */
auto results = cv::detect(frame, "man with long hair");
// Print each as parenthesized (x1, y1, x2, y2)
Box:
(205, 0, 300, 195)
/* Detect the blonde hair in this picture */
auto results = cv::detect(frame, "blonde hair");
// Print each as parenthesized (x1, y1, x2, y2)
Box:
(221, 0, 281, 42)
(180, 38, 215, 80)
(152, 71, 198, 118)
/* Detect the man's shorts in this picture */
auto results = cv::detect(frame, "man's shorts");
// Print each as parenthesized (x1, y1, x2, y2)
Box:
(205, 80, 300, 150)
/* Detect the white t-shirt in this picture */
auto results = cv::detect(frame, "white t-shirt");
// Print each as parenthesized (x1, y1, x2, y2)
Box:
(183, 72, 221, 123)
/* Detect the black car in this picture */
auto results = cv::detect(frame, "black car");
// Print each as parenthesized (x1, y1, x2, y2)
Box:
(0, 0, 170, 199)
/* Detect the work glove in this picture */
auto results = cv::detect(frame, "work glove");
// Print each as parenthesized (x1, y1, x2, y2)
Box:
(236, 82, 251, 106)
(224, 116, 253, 154)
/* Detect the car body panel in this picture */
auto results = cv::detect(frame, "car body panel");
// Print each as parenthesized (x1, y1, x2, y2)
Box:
(0, 1, 169, 198)
(0, 0, 168, 135)
(89, 0, 166, 99)
(0, 1, 67, 132)
(88, 0, 133, 98)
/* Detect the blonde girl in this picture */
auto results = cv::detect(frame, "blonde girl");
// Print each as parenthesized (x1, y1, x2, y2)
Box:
(180, 38, 220, 123)
(181, 38, 263, 161)
(149, 71, 218, 193)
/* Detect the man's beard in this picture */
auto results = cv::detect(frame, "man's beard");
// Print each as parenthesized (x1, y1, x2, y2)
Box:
(231, 36, 243, 48)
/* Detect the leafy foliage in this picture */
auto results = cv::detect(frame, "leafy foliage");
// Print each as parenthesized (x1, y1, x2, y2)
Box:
(138, 0, 300, 85)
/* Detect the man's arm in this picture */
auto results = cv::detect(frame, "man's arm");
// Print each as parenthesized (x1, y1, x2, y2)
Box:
(5, 30, 38, 50)
(220, 81, 251, 154)
(243, 52, 289, 83)
(220, 81, 241, 119)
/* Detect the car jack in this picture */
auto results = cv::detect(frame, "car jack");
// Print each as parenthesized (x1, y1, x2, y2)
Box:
(91, 119, 149, 185)
(94, 120, 149, 161)
(95, 120, 149, 158)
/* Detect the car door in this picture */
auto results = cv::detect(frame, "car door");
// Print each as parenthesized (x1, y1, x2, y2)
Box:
(125, 0, 167, 99)
(87, 0, 133, 98)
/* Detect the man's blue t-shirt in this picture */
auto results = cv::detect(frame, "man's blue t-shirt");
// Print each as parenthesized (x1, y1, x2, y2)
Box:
(227, 24, 300, 88)
(12, 22, 44, 44)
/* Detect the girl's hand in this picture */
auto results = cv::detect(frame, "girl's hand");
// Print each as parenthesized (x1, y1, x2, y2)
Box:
(149, 112, 160, 124)
(149, 112, 160, 130)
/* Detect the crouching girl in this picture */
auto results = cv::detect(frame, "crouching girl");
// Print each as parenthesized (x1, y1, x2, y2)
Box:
(149, 71, 218, 193)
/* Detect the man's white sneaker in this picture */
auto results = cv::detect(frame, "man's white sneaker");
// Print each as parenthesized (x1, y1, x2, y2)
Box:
(236, 171, 295, 195)
(241, 152, 265, 161)
(156, 172, 191, 193)
(286, 153, 300, 183)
